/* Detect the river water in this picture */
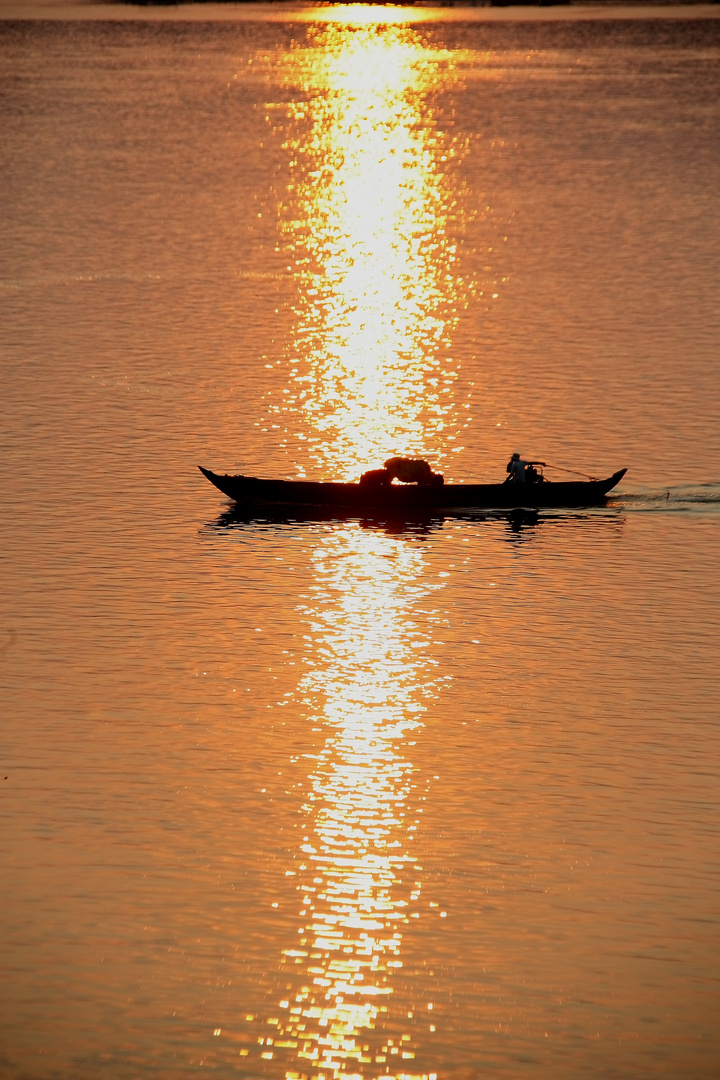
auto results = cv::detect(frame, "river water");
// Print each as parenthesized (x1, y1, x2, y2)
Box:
(1, 5, 719, 1079)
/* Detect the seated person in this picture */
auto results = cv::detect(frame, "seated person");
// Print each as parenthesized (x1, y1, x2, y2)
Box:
(506, 452, 546, 483)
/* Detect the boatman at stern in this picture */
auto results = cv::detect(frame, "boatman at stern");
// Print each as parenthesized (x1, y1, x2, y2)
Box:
(506, 452, 546, 483)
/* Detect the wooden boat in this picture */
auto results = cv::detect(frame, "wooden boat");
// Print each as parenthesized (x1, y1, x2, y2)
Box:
(199, 465, 627, 512)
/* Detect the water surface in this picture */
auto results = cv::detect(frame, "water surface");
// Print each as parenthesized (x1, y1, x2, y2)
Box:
(1, 7, 719, 1079)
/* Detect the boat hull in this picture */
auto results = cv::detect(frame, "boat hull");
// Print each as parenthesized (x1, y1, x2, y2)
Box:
(199, 466, 627, 512)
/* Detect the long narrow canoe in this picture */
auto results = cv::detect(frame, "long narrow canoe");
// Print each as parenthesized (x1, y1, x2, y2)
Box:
(199, 466, 627, 512)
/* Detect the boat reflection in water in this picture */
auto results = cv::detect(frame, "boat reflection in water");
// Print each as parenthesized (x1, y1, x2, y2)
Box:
(266, 527, 443, 1080)
(210, 505, 625, 543)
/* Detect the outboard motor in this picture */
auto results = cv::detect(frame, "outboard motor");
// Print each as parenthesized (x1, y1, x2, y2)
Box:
(525, 464, 545, 484)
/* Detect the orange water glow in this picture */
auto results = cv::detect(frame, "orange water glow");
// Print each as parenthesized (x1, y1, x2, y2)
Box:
(273, 23, 471, 481)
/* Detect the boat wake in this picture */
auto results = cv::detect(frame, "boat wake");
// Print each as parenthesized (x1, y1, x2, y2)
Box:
(612, 484, 720, 512)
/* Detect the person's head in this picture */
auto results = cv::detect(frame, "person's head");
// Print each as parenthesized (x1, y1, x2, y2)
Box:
(511, 452, 521, 460)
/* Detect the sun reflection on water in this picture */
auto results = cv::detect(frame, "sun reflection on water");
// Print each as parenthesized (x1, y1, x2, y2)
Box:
(266, 527, 443, 1080)
(256, 21, 471, 1078)
(271, 23, 471, 480)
